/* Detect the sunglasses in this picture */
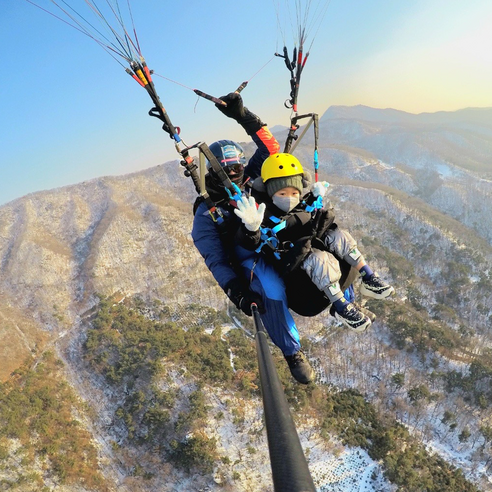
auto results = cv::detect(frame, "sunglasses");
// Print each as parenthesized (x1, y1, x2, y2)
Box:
(225, 164, 244, 175)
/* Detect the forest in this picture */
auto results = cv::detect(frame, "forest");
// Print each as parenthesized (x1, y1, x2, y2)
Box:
(81, 296, 487, 490)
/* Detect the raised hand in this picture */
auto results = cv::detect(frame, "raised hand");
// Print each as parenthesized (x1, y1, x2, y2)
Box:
(311, 181, 329, 198)
(234, 195, 266, 232)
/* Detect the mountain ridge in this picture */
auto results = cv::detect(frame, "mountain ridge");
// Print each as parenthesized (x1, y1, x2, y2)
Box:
(322, 104, 492, 127)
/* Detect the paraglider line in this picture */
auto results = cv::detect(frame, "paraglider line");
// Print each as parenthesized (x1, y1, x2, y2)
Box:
(152, 73, 195, 92)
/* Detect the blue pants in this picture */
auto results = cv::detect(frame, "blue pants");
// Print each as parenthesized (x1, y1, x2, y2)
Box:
(240, 256, 301, 356)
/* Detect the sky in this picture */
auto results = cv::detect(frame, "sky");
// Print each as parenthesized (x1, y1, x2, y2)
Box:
(2, 0, 492, 206)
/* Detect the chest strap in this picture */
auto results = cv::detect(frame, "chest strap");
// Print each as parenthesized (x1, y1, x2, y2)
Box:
(255, 216, 288, 259)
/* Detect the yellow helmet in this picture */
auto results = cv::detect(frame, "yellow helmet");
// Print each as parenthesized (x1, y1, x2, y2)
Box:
(261, 153, 304, 182)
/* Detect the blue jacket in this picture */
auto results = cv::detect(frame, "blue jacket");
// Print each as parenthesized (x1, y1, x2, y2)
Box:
(192, 202, 242, 291)
(192, 127, 279, 292)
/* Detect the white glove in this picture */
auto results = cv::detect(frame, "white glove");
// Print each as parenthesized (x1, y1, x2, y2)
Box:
(234, 195, 266, 232)
(311, 181, 329, 198)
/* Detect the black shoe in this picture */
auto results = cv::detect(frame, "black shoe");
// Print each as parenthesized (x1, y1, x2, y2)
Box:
(353, 302, 377, 322)
(284, 350, 315, 384)
(360, 273, 395, 299)
(332, 303, 372, 332)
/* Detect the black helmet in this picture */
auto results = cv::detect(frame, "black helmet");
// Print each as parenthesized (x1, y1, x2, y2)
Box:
(207, 140, 246, 186)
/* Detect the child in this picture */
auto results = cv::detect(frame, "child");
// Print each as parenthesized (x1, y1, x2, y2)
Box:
(235, 153, 394, 332)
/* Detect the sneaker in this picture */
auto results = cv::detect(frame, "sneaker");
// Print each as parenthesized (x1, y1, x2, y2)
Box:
(353, 302, 377, 322)
(333, 303, 372, 332)
(284, 350, 315, 384)
(360, 273, 395, 300)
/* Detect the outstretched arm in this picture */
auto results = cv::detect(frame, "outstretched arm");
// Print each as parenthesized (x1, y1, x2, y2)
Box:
(216, 93, 280, 180)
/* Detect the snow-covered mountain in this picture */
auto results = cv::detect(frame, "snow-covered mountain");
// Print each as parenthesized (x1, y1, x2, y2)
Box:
(272, 104, 492, 243)
(1, 105, 492, 491)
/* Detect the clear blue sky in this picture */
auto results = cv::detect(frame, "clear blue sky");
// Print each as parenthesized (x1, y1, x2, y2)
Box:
(2, 0, 492, 205)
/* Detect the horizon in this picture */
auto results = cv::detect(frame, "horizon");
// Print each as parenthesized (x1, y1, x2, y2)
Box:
(330, 104, 492, 113)
(1, 102, 491, 207)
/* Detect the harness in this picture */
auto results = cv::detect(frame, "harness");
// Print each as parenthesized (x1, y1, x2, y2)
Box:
(255, 216, 289, 260)
(255, 194, 324, 260)
(304, 195, 323, 213)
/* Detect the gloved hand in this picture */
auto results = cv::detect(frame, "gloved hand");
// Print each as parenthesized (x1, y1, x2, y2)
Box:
(311, 181, 329, 198)
(234, 195, 266, 232)
(225, 278, 265, 316)
(215, 92, 265, 135)
(215, 92, 246, 121)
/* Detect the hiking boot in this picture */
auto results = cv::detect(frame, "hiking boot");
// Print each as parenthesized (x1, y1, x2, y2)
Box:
(333, 303, 372, 332)
(360, 274, 395, 300)
(284, 350, 315, 384)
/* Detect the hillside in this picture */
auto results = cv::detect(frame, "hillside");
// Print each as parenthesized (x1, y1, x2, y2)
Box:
(1, 106, 492, 491)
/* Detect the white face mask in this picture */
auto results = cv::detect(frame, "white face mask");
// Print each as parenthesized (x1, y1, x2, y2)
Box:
(272, 195, 300, 213)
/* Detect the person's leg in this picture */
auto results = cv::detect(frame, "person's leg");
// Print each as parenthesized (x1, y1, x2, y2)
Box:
(242, 257, 314, 384)
(301, 249, 371, 332)
(246, 259, 300, 355)
(324, 228, 394, 299)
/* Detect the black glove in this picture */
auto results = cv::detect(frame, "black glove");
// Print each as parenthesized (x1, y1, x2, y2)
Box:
(225, 278, 265, 316)
(215, 93, 265, 136)
(215, 92, 246, 120)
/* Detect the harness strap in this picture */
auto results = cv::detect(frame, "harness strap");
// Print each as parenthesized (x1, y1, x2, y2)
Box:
(255, 216, 288, 259)
(254, 194, 324, 259)
(198, 142, 243, 203)
(304, 195, 323, 213)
